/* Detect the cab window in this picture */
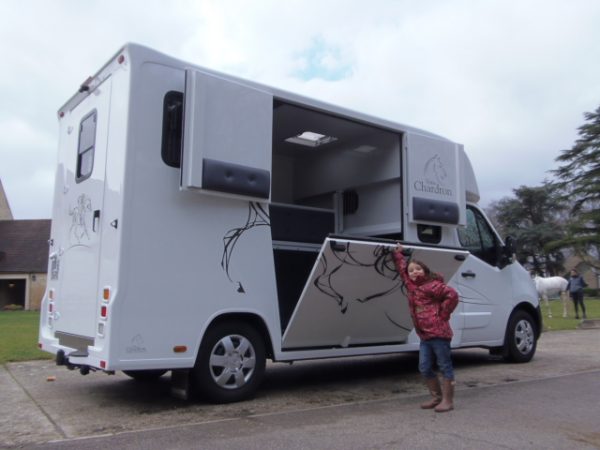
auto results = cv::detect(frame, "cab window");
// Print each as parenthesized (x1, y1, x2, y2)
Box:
(458, 206, 499, 266)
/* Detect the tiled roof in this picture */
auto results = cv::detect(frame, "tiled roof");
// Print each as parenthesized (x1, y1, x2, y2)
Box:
(0, 220, 51, 273)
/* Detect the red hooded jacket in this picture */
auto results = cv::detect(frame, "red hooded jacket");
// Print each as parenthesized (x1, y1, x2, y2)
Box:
(393, 251, 459, 341)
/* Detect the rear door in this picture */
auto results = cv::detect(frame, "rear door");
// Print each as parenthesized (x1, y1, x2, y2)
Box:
(53, 78, 112, 339)
(282, 237, 468, 349)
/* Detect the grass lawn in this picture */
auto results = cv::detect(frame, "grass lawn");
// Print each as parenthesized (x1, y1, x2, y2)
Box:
(539, 298, 600, 331)
(1, 302, 599, 364)
(0, 311, 53, 364)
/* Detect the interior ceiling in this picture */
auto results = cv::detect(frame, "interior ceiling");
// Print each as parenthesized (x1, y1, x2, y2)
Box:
(273, 102, 390, 155)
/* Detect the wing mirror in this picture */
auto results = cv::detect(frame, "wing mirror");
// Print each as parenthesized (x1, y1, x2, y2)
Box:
(501, 235, 516, 266)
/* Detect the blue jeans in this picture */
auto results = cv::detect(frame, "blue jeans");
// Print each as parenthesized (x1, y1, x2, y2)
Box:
(419, 338, 454, 380)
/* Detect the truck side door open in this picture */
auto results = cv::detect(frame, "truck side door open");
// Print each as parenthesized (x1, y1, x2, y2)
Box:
(282, 238, 468, 349)
(180, 69, 273, 201)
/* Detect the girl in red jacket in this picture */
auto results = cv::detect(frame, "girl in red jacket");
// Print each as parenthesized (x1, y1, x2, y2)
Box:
(393, 244, 459, 412)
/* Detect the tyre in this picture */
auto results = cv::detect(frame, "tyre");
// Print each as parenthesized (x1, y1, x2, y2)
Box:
(193, 321, 266, 403)
(504, 310, 537, 363)
(123, 369, 168, 381)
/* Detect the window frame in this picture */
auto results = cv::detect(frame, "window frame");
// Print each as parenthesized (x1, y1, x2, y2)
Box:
(161, 90, 184, 168)
(458, 205, 500, 267)
(76, 110, 98, 183)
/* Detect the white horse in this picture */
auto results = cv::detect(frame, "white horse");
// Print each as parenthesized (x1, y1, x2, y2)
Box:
(532, 275, 569, 318)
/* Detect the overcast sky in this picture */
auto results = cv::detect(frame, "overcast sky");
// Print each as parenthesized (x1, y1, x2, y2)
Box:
(1, 0, 599, 219)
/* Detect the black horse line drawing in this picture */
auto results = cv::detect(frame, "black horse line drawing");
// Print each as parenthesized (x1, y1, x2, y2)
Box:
(220, 203, 413, 332)
(221, 202, 270, 293)
(313, 242, 412, 332)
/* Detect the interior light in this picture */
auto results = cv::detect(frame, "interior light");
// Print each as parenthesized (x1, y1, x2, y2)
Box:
(285, 131, 338, 147)
(353, 145, 377, 153)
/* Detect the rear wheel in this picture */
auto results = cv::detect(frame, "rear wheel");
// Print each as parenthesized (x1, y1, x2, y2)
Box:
(123, 369, 168, 381)
(192, 321, 266, 403)
(504, 310, 537, 363)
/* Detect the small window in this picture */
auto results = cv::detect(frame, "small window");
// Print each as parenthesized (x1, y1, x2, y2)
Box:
(161, 91, 184, 168)
(76, 111, 97, 182)
(417, 224, 441, 244)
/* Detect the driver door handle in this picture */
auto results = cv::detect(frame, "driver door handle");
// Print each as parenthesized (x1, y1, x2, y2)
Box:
(461, 271, 476, 278)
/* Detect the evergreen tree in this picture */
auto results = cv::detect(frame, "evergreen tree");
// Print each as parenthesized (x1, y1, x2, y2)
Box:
(487, 183, 566, 275)
(550, 105, 600, 269)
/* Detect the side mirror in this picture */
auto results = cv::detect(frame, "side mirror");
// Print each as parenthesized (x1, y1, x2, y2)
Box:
(501, 235, 516, 265)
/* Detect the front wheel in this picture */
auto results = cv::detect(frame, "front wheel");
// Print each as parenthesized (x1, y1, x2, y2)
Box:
(504, 310, 537, 363)
(192, 321, 266, 403)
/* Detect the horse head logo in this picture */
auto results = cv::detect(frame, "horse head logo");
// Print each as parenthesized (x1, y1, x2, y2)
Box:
(424, 154, 447, 185)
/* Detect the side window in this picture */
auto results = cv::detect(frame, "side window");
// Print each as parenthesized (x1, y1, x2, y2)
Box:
(458, 206, 499, 266)
(161, 91, 184, 168)
(417, 224, 441, 244)
(76, 110, 97, 183)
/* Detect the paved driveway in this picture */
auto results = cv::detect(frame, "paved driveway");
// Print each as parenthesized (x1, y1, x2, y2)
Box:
(2, 329, 600, 448)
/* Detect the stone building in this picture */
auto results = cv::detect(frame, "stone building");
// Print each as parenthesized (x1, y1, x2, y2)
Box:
(0, 179, 12, 220)
(0, 179, 50, 310)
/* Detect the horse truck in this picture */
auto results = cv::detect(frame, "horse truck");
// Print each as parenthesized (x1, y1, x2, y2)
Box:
(38, 43, 541, 403)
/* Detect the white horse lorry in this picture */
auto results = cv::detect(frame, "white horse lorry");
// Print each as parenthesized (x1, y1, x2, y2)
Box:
(39, 43, 541, 403)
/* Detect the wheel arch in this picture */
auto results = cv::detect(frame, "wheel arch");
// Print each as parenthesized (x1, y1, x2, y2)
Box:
(203, 312, 274, 359)
(510, 301, 542, 339)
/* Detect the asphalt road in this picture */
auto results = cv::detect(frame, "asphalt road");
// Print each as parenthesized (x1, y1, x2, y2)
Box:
(2, 328, 600, 449)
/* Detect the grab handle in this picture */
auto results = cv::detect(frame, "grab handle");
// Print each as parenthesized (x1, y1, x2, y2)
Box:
(93, 210, 101, 232)
(329, 241, 347, 252)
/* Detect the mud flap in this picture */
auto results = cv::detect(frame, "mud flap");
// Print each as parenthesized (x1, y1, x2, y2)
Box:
(282, 237, 468, 349)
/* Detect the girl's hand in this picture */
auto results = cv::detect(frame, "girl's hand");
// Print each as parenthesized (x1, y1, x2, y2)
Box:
(393, 243, 403, 254)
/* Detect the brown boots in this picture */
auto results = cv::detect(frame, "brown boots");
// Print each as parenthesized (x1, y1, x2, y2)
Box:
(421, 377, 454, 412)
(434, 379, 455, 412)
(421, 377, 442, 409)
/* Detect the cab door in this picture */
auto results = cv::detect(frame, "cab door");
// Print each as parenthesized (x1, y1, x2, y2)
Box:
(455, 205, 513, 344)
(282, 237, 468, 349)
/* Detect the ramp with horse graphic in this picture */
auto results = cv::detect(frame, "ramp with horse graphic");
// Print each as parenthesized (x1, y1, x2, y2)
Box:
(282, 237, 468, 349)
